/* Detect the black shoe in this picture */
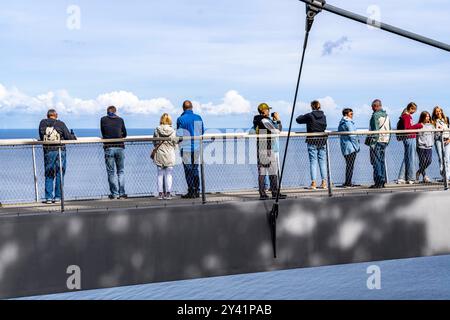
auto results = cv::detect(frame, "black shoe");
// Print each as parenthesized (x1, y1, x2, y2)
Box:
(272, 194, 287, 200)
(369, 184, 384, 189)
(194, 192, 200, 198)
(119, 194, 128, 199)
(181, 193, 195, 199)
(108, 195, 118, 200)
(259, 194, 270, 200)
(342, 184, 356, 188)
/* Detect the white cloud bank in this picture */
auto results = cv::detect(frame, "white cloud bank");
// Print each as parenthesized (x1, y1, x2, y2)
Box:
(0, 84, 254, 116)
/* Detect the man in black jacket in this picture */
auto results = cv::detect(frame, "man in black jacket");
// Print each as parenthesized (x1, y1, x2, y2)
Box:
(39, 109, 76, 204)
(100, 106, 128, 199)
(296, 100, 328, 190)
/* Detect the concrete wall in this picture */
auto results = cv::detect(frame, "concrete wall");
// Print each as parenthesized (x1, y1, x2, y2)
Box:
(1, 191, 450, 298)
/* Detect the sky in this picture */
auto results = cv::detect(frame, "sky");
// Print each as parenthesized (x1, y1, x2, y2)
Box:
(0, 0, 449, 129)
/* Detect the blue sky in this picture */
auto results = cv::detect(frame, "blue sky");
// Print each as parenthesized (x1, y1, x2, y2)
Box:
(0, 0, 449, 129)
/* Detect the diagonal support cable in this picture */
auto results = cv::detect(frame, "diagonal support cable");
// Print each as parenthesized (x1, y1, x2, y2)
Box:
(269, 1, 323, 259)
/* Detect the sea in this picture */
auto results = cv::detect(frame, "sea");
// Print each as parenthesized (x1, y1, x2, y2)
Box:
(18, 255, 450, 300)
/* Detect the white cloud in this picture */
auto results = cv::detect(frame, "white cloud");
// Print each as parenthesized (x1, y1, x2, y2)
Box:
(0, 85, 258, 117)
(194, 90, 252, 115)
(0, 84, 175, 116)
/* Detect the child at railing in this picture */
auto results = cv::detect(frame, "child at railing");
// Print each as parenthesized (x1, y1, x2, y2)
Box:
(152, 114, 178, 200)
(416, 111, 434, 183)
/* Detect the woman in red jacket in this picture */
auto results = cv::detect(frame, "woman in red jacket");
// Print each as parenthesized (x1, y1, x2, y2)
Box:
(398, 102, 423, 184)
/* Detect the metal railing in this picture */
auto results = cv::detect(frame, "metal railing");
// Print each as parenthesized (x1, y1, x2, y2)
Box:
(0, 128, 449, 212)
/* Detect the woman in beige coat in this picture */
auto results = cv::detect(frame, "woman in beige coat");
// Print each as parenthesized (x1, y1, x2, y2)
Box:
(153, 113, 178, 200)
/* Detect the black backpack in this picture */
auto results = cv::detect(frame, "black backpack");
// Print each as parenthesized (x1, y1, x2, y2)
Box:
(396, 116, 406, 141)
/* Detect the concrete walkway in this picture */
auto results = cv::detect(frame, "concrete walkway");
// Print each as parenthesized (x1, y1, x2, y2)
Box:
(0, 182, 446, 216)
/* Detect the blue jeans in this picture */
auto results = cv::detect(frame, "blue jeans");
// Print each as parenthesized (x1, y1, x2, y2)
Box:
(435, 140, 450, 180)
(402, 139, 416, 182)
(370, 142, 387, 186)
(181, 149, 200, 194)
(307, 144, 327, 182)
(105, 148, 125, 197)
(44, 150, 66, 201)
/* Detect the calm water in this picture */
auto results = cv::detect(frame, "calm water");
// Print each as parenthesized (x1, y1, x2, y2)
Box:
(19, 255, 450, 300)
(0, 129, 445, 204)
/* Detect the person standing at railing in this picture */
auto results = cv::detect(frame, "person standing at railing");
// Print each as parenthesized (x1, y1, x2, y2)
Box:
(366, 99, 391, 189)
(396, 103, 423, 185)
(432, 106, 450, 182)
(100, 106, 128, 200)
(296, 100, 328, 190)
(253, 103, 287, 200)
(39, 109, 77, 204)
(338, 108, 360, 188)
(254, 111, 283, 192)
(153, 113, 178, 200)
(176, 100, 204, 199)
(416, 111, 434, 183)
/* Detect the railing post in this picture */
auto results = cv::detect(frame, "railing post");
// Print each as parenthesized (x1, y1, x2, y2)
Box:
(58, 146, 65, 213)
(200, 136, 207, 204)
(325, 134, 333, 197)
(384, 156, 389, 184)
(31, 145, 39, 203)
(441, 131, 448, 191)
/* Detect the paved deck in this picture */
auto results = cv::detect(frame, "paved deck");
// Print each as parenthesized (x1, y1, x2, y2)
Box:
(0, 182, 446, 217)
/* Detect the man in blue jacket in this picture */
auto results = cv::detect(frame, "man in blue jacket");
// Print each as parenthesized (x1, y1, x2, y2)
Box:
(177, 100, 205, 198)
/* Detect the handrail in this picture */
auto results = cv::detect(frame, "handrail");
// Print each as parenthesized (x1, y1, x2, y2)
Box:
(0, 129, 448, 146)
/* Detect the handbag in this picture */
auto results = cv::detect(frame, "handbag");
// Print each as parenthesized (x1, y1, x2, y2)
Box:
(150, 141, 165, 160)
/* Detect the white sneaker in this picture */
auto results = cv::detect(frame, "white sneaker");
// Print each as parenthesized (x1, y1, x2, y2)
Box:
(164, 193, 173, 200)
(407, 180, 415, 185)
(396, 179, 406, 184)
(423, 176, 431, 183)
(157, 193, 164, 200)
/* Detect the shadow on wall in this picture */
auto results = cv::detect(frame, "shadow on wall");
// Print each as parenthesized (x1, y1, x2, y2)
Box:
(0, 192, 436, 298)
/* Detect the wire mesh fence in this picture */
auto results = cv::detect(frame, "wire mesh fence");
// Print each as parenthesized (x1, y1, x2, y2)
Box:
(0, 130, 448, 205)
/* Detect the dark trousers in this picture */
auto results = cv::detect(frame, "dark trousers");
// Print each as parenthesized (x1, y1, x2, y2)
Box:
(258, 165, 279, 197)
(417, 148, 432, 176)
(182, 150, 200, 195)
(344, 152, 357, 186)
(370, 142, 387, 186)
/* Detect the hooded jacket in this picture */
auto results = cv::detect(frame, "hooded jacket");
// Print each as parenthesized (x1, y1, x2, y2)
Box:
(338, 116, 360, 156)
(296, 110, 327, 146)
(153, 125, 178, 168)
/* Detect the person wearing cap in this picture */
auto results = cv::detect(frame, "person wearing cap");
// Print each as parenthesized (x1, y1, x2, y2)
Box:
(253, 103, 287, 200)
(296, 100, 328, 190)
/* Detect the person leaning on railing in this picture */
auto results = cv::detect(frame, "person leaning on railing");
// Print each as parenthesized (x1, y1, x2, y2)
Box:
(397, 102, 423, 185)
(152, 113, 178, 200)
(39, 109, 77, 204)
(366, 99, 391, 189)
(176, 100, 204, 199)
(100, 106, 128, 200)
(432, 106, 450, 182)
(416, 111, 434, 183)
(296, 100, 328, 190)
(337, 108, 360, 188)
